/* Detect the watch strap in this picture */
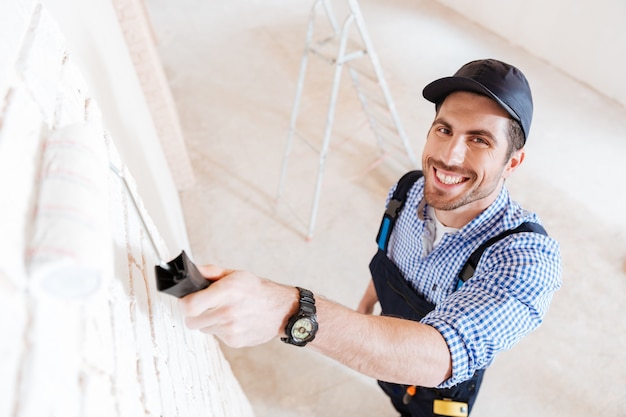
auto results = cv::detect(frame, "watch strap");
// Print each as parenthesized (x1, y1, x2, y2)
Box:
(297, 287, 316, 315)
(281, 287, 317, 346)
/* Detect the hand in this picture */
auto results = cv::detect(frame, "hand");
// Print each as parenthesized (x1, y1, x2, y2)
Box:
(179, 265, 298, 348)
(356, 280, 378, 315)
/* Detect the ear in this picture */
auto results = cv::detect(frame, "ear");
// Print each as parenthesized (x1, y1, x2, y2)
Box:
(503, 148, 525, 179)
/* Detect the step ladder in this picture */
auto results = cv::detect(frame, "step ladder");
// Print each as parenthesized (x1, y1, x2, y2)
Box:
(277, 0, 418, 240)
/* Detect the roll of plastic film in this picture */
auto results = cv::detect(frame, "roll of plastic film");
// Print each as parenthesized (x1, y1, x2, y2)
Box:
(27, 110, 111, 299)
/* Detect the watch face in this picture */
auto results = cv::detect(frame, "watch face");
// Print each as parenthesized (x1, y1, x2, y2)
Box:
(291, 317, 315, 341)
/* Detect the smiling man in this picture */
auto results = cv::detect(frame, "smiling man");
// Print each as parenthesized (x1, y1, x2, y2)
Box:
(422, 90, 523, 226)
(180, 59, 562, 417)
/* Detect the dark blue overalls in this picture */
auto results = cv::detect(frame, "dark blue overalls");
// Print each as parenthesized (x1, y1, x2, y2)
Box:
(369, 171, 545, 416)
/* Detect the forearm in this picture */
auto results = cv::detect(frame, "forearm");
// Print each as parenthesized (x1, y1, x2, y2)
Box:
(309, 296, 452, 387)
(181, 267, 452, 387)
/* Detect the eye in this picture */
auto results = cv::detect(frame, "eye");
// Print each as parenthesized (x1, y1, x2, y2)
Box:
(436, 126, 451, 135)
(470, 136, 490, 146)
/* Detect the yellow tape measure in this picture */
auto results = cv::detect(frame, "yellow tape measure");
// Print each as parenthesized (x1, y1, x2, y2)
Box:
(433, 399, 468, 417)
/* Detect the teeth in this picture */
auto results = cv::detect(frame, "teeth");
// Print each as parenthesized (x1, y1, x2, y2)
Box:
(436, 171, 465, 185)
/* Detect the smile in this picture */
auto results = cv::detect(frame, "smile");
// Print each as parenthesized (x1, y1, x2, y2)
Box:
(435, 169, 467, 185)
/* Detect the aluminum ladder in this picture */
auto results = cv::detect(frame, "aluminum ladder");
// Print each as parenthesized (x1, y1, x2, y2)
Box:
(277, 0, 418, 240)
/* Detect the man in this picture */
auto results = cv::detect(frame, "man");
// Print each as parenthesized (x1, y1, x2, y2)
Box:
(180, 59, 562, 416)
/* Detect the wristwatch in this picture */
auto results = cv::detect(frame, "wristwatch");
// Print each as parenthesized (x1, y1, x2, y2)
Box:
(281, 287, 318, 347)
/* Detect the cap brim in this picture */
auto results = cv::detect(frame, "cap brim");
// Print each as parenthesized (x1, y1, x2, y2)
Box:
(422, 77, 521, 124)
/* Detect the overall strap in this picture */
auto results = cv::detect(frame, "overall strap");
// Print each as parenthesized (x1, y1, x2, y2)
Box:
(456, 221, 548, 289)
(376, 170, 423, 251)
(374, 170, 549, 289)
(373, 171, 549, 415)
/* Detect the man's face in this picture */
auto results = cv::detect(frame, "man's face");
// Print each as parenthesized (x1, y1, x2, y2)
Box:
(422, 91, 523, 215)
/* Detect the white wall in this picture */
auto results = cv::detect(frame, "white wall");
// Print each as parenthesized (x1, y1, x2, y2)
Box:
(0, 1, 254, 415)
(435, 0, 626, 109)
(41, 0, 190, 253)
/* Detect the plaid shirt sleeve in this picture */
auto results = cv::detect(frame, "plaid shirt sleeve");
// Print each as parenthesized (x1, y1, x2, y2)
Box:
(386, 179, 562, 389)
(421, 232, 562, 388)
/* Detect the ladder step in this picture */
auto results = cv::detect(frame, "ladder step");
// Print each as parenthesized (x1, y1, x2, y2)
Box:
(278, 0, 417, 239)
(349, 70, 392, 107)
(308, 36, 366, 65)
(346, 59, 377, 83)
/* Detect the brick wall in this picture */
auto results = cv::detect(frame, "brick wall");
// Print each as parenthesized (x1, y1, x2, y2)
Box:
(0, 1, 254, 416)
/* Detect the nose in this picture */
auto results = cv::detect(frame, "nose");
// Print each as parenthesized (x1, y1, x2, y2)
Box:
(441, 136, 466, 166)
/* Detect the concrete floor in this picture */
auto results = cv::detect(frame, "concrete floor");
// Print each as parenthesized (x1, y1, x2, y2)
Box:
(145, 0, 626, 415)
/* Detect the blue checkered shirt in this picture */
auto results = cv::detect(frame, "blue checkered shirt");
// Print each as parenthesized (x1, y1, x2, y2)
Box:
(385, 177, 562, 388)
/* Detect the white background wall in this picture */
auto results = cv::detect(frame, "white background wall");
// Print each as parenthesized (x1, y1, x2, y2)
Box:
(435, 0, 626, 109)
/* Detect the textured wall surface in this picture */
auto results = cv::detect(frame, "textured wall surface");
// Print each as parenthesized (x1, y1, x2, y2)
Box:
(0, 2, 254, 416)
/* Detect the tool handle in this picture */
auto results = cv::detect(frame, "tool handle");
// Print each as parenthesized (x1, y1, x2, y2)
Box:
(155, 250, 210, 298)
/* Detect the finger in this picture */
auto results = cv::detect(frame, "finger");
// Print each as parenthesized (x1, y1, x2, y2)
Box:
(184, 308, 222, 331)
(179, 266, 237, 317)
(196, 264, 234, 281)
(179, 284, 217, 317)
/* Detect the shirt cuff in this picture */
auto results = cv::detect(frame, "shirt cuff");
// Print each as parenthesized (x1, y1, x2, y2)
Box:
(422, 316, 473, 389)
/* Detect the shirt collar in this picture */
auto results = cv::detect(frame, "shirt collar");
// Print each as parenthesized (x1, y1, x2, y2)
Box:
(458, 185, 510, 237)
(417, 185, 510, 236)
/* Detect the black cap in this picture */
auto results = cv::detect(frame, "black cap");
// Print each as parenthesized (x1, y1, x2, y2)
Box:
(422, 59, 533, 142)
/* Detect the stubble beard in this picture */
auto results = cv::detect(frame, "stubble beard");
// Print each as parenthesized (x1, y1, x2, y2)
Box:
(423, 159, 501, 212)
